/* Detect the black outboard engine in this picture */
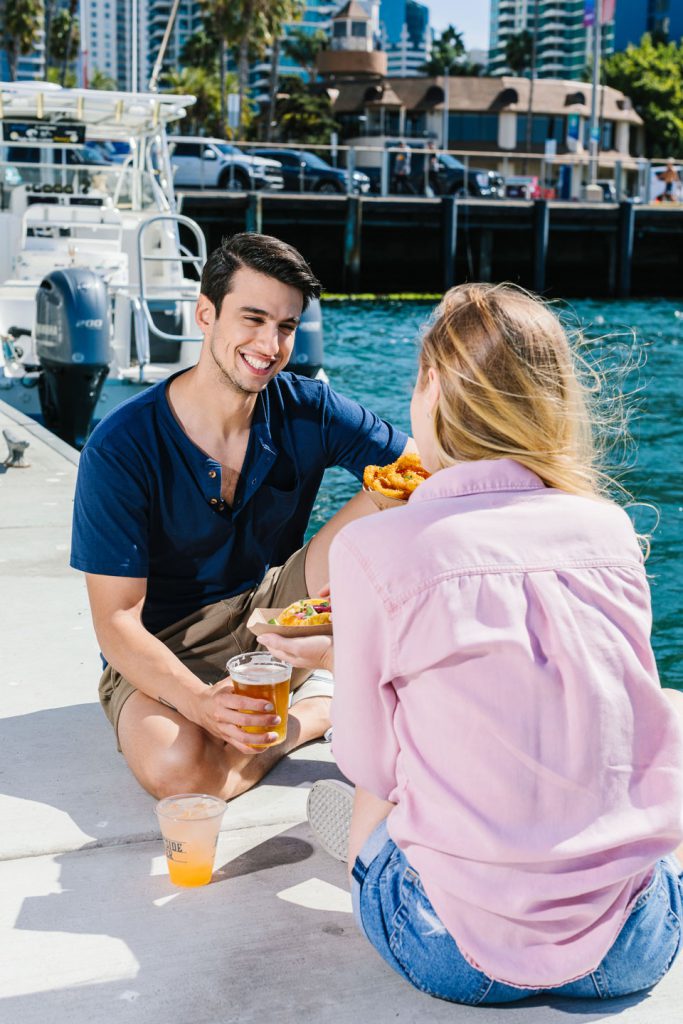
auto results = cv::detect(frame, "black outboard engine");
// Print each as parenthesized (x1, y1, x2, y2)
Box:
(35, 268, 110, 449)
(290, 297, 324, 378)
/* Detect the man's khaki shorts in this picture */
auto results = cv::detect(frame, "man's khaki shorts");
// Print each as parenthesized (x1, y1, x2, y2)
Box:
(99, 541, 312, 748)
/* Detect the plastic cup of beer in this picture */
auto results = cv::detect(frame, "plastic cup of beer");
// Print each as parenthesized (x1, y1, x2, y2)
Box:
(227, 652, 292, 749)
(155, 793, 226, 888)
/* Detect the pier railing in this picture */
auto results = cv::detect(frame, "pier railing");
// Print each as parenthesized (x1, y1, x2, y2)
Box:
(172, 140, 670, 206)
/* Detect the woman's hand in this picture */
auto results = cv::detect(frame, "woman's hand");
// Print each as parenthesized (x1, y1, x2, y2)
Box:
(258, 632, 334, 674)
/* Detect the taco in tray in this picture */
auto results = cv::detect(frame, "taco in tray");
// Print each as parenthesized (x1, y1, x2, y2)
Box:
(273, 597, 332, 627)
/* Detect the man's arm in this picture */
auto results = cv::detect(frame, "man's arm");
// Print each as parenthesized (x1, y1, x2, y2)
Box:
(86, 573, 281, 753)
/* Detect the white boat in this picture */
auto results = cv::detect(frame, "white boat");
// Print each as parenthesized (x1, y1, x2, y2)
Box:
(0, 81, 325, 448)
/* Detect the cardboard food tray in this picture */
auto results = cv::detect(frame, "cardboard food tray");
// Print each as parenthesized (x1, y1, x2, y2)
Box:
(247, 607, 333, 638)
(363, 485, 409, 511)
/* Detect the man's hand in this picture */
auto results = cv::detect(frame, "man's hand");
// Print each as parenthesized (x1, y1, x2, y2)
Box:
(190, 678, 283, 754)
(258, 633, 334, 674)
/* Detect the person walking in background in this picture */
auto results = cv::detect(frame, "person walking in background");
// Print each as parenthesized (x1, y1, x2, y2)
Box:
(264, 283, 683, 1005)
(424, 140, 442, 197)
(658, 158, 681, 202)
(391, 140, 415, 195)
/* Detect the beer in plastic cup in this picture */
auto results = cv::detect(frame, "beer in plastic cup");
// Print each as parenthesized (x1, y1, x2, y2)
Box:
(155, 793, 226, 887)
(227, 652, 291, 749)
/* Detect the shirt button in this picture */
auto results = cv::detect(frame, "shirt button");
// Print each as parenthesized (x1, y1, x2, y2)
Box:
(251, 478, 257, 485)
(208, 470, 217, 479)
(210, 498, 218, 505)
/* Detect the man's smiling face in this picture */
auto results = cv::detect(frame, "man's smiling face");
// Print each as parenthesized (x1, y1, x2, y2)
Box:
(196, 266, 303, 394)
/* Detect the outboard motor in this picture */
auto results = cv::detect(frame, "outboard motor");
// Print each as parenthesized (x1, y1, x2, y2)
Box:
(290, 297, 324, 378)
(35, 268, 110, 449)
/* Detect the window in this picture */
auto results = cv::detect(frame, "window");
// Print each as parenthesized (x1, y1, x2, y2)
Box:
(448, 113, 498, 143)
(172, 143, 201, 157)
(516, 116, 564, 146)
(333, 21, 346, 37)
(351, 21, 367, 37)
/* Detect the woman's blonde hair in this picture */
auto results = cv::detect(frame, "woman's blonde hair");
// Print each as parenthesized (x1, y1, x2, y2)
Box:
(419, 282, 616, 500)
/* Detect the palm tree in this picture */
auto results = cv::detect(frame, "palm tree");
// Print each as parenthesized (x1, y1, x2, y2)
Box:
(420, 25, 465, 76)
(2, 0, 44, 80)
(282, 26, 328, 82)
(199, 0, 237, 136)
(89, 68, 117, 91)
(162, 66, 227, 137)
(265, 0, 304, 142)
(504, 30, 532, 75)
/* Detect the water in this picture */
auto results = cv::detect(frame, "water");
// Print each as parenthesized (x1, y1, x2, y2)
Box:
(308, 298, 683, 690)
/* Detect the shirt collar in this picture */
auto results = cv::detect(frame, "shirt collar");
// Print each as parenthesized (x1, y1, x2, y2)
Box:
(410, 458, 546, 504)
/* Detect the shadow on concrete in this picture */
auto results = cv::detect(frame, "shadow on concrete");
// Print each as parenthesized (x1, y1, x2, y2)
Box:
(215, 835, 314, 882)
(0, 703, 344, 858)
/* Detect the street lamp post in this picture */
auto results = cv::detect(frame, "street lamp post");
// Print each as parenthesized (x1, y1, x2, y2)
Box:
(588, 0, 602, 184)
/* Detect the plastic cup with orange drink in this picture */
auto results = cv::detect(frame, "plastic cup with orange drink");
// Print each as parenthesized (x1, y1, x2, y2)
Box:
(155, 793, 226, 887)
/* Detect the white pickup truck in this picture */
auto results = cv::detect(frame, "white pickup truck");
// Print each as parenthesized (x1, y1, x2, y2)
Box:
(169, 137, 284, 191)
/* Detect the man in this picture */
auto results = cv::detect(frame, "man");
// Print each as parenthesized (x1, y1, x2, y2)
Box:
(391, 140, 415, 195)
(425, 141, 441, 197)
(71, 233, 409, 802)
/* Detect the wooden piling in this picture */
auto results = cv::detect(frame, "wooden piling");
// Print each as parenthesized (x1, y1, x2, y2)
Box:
(343, 195, 362, 293)
(441, 195, 457, 291)
(532, 199, 549, 294)
(617, 200, 636, 298)
(245, 192, 263, 234)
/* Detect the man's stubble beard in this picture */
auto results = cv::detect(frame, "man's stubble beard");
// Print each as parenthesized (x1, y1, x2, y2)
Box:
(209, 330, 258, 396)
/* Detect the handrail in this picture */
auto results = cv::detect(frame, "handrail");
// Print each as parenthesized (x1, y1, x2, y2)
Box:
(135, 213, 206, 344)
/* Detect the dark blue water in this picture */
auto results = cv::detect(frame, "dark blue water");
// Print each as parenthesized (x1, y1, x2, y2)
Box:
(308, 298, 683, 690)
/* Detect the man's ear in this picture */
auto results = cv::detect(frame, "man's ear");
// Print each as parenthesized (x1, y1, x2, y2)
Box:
(195, 294, 216, 336)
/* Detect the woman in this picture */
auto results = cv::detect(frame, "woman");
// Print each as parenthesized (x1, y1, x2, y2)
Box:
(261, 283, 683, 1004)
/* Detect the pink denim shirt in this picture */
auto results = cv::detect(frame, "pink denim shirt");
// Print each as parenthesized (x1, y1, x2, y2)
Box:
(329, 459, 683, 988)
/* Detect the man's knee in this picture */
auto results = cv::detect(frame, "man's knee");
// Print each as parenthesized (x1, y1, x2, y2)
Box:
(119, 710, 223, 798)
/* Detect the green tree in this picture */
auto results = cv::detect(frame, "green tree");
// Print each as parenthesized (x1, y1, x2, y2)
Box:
(162, 65, 232, 137)
(48, 6, 79, 67)
(505, 29, 533, 75)
(181, 27, 219, 71)
(282, 26, 327, 81)
(2, 0, 44, 80)
(602, 34, 683, 158)
(420, 25, 465, 76)
(265, 0, 304, 142)
(89, 68, 117, 91)
(274, 75, 338, 145)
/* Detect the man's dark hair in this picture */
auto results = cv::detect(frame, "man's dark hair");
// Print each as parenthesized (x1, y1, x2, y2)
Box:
(200, 233, 321, 316)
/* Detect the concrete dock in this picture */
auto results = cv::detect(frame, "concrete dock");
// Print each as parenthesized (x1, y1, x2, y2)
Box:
(0, 396, 681, 1023)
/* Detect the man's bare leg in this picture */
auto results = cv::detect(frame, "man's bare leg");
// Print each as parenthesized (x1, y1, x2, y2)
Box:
(663, 688, 683, 866)
(118, 689, 331, 801)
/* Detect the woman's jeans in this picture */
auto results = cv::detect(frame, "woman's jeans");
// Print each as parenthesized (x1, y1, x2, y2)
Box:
(351, 822, 683, 1005)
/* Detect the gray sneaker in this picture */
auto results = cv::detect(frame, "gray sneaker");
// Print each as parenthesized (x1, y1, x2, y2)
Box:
(306, 779, 354, 862)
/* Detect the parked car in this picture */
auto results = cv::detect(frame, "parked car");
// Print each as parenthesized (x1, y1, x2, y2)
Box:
(596, 178, 618, 202)
(169, 137, 284, 191)
(436, 153, 505, 198)
(90, 140, 131, 164)
(384, 143, 504, 198)
(504, 175, 556, 200)
(250, 147, 371, 194)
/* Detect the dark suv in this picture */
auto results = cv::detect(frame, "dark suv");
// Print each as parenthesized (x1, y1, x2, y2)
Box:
(250, 148, 370, 194)
(387, 143, 504, 198)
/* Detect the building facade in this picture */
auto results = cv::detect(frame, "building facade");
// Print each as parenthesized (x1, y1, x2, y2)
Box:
(488, 0, 615, 80)
(614, 0, 683, 49)
(380, 0, 430, 76)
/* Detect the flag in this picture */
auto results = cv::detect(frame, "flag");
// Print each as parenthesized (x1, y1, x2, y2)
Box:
(601, 0, 616, 23)
(584, 0, 595, 27)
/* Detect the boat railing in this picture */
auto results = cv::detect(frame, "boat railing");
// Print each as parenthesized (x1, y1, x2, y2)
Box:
(135, 213, 206, 357)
